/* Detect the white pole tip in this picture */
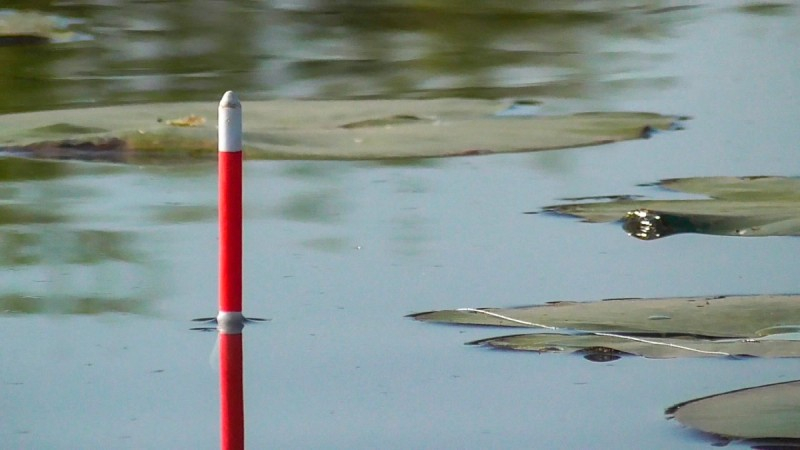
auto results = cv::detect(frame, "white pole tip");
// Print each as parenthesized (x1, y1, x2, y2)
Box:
(220, 91, 241, 109)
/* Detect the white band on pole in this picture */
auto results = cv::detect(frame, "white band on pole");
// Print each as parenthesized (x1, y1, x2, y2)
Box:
(217, 311, 246, 334)
(219, 91, 242, 153)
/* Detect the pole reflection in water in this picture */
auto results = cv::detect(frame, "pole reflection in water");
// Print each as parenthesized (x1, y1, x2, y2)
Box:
(219, 328, 245, 450)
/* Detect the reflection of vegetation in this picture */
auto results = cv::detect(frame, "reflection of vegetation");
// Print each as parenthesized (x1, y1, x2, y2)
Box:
(0, 229, 140, 265)
(280, 161, 340, 180)
(0, 157, 67, 181)
(0, 231, 38, 264)
(0, 10, 85, 45)
(278, 190, 347, 223)
(0, 205, 63, 225)
(0, 226, 154, 315)
(410, 294, 800, 359)
(0, 293, 149, 315)
(301, 236, 350, 252)
(738, 2, 794, 16)
(73, 229, 140, 263)
(543, 176, 800, 239)
(0, 157, 160, 315)
(391, 212, 429, 257)
(148, 204, 215, 224)
(0, 1, 691, 113)
(285, 1, 686, 100)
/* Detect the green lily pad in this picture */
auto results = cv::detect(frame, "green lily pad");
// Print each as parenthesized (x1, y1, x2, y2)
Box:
(542, 176, 800, 239)
(469, 332, 800, 359)
(0, 99, 684, 163)
(409, 295, 800, 358)
(666, 379, 800, 440)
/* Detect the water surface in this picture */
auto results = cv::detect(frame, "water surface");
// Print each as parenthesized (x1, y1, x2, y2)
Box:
(2, 3, 800, 449)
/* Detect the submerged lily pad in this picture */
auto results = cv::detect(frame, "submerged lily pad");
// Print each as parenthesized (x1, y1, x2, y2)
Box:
(0, 99, 684, 163)
(409, 295, 800, 359)
(667, 379, 800, 440)
(542, 176, 800, 239)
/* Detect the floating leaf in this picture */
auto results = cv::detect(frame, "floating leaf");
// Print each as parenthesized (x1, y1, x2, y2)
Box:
(160, 114, 206, 127)
(0, 99, 684, 163)
(542, 176, 800, 239)
(409, 295, 800, 359)
(469, 332, 800, 359)
(411, 295, 800, 337)
(667, 379, 800, 440)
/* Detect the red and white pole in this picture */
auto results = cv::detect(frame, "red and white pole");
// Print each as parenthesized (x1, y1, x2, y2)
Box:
(218, 90, 244, 328)
(218, 91, 244, 450)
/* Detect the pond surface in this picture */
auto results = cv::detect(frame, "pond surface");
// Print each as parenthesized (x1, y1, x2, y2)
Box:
(2, 2, 800, 449)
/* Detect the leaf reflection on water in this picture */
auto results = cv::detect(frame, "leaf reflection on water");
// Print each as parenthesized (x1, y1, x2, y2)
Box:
(0, 158, 159, 316)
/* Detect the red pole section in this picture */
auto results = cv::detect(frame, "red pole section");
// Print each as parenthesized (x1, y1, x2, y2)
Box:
(220, 333, 245, 450)
(218, 90, 244, 330)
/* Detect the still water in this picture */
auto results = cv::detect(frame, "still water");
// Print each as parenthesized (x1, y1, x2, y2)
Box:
(2, 2, 799, 449)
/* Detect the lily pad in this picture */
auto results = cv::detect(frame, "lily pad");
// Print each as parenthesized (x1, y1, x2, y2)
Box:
(409, 295, 800, 358)
(468, 332, 800, 359)
(542, 176, 800, 239)
(666, 379, 800, 440)
(0, 99, 684, 163)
